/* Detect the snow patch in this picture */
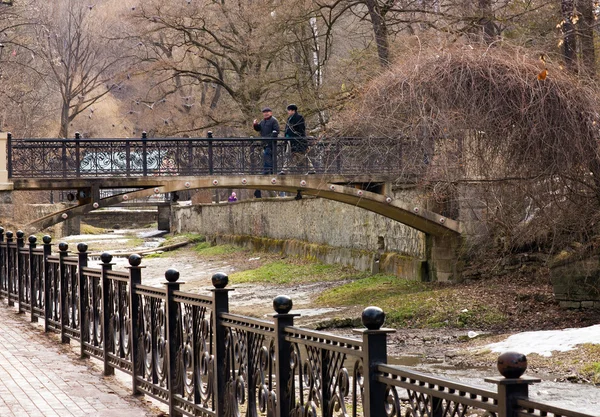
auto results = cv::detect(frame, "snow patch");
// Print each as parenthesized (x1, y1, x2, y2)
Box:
(486, 325, 600, 357)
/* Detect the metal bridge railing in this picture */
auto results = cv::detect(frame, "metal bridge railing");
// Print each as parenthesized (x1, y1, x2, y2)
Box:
(0, 227, 596, 417)
(7, 132, 426, 179)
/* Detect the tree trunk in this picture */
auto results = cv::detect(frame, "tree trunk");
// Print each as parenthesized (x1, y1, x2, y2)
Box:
(576, 0, 596, 77)
(59, 99, 70, 138)
(561, 0, 577, 71)
(478, 0, 498, 42)
(364, 0, 390, 67)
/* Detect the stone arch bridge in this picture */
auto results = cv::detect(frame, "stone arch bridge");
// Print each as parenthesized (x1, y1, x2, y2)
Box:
(0, 133, 463, 281)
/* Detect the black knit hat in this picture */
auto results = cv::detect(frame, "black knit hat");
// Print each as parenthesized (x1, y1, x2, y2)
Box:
(286, 104, 298, 111)
(261, 107, 272, 112)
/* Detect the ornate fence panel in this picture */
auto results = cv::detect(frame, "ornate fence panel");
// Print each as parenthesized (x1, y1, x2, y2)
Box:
(135, 283, 170, 404)
(377, 364, 499, 417)
(285, 326, 365, 417)
(0, 227, 597, 417)
(170, 289, 215, 416)
(8, 134, 423, 179)
(45, 255, 61, 333)
(81, 266, 103, 359)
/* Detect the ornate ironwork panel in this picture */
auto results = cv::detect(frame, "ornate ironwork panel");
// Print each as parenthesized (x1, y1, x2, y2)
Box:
(220, 317, 276, 417)
(377, 365, 498, 417)
(82, 269, 103, 358)
(10, 137, 421, 178)
(46, 257, 61, 331)
(7, 243, 17, 301)
(31, 251, 45, 315)
(107, 277, 132, 365)
(136, 288, 169, 404)
(170, 299, 215, 415)
(63, 260, 80, 337)
(18, 250, 30, 307)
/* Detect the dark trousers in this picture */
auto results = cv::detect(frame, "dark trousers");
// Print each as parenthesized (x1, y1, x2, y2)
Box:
(263, 146, 273, 174)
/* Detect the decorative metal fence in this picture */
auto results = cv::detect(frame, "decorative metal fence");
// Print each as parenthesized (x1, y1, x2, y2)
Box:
(7, 132, 425, 179)
(0, 227, 596, 417)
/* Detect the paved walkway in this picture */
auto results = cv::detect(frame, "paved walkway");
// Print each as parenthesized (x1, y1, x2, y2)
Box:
(0, 305, 163, 417)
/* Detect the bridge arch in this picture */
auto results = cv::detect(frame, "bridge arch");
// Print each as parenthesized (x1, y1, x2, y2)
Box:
(26, 175, 460, 237)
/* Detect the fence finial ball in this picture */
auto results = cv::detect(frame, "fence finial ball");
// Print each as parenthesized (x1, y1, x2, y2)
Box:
(58, 242, 68, 252)
(362, 306, 385, 330)
(42, 235, 51, 244)
(273, 295, 293, 314)
(77, 243, 88, 253)
(100, 252, 113, 264)
(165, 268, 180, 283)
(16, 230, 24, 239)
(497, 352, 527, 378)
(211, 272, 229, 289)
(28, 235, 37, 244)
(128, 254, 142, 267)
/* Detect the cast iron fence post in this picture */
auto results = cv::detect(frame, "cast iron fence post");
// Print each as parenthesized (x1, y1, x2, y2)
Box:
(273, 295, 298, 417)
(271, 135, 278, 174)
(42, 235, 52, 333)
(16, 230, 23, 314)
(355, 306, 395, 417)
(77, 243, 88, 358)
(165, 268, 183, 417)
(127, 254, 143, 395)
(485, 353, 541, 417)
(142, 131, 148, 176)
(75, 132, 81, 178)
(0, 227, 4, 300)
(7, 133, 12, 178)
(28, 235, 37, 323)
(58, 242, 69, 343)
(100, 253, 115, 376)
(207, 131, 214, 175)
(211, 272, 231, 417)
(61, 139, 67, 178)
(6, 231, 13, 306)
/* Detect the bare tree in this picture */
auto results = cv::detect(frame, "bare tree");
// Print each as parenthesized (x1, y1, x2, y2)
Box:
(36, 0, 124, 138)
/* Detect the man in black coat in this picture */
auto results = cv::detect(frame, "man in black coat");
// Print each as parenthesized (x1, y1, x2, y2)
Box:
(282, 104, 313, 174)
(253, 107, 280, 174)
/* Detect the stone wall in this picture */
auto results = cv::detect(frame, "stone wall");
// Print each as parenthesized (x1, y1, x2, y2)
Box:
(550, 256, 600, 309)
(83, 209, 158, 230)
(172, 196, 427, 279)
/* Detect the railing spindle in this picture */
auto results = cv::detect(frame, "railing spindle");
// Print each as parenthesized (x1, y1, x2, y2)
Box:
(58, 242, 69, 343)
(165, 268, 183, 417)
(127, 254, 143, 395)
(211, 272, 230, 417)
(42, 235, 52, 332)
(16, 230, 24, 314)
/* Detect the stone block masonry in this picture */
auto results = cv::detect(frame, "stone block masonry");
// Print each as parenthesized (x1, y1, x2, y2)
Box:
(172, 197, 428, 280)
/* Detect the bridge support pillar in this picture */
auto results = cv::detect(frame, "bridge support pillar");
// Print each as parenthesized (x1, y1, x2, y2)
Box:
(426, 234, 463, 282)
(0, 133, 13, 191)
(158, 204, 171, 231)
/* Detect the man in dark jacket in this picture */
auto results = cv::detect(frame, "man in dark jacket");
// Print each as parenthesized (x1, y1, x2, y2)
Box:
(282, 104, 313, 174)
(253, 107, 279, 174)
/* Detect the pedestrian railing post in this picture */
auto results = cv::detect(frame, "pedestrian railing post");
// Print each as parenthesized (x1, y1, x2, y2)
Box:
(164, 268, 183, 417)
(354, 307, 396, 417)
(42, 235, 52, 333)
(77, 243, 88, 358)
(211, 272, 231, 417)
(6, 231, 13, 306)
(16, 230, 24, 313)
(142, 131, 148, 176)
(28, 235, 37, 323)
(127, 254, 143, 395)
(273, 295, 298, 417)
(485, 353, 541, 417)
(7, 132, 12, 178)
(207, 131, 214, 175)
(100, 253, 115, 376)
(58, 242, 69, 343)
(75, 132, 81, 178)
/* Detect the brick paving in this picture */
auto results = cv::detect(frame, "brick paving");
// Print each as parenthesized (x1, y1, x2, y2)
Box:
(0, 305, 164, 417)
